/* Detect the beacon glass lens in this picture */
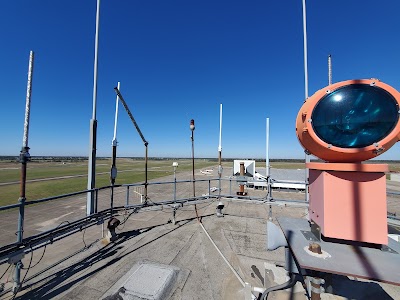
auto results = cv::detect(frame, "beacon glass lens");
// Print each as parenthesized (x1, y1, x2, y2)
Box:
(311, 84, 399, 148)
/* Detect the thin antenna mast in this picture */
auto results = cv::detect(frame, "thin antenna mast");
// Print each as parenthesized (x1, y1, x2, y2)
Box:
(218, 104, 223, 201)
(113, 87, 149, 203)
(14, 50, 34, 293)
(328, 54, 332, 85)
(112, 82, 120, 145)
(302, 0, 310, 203)
(110, 82, 120, 215)
(266, 117, 270, 177)
(87, 0, 101, 216)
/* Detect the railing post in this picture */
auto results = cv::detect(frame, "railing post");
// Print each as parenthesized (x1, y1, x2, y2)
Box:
(174, 165, 177, 201)
(126, 185, 130, 207)
(229, 178, 232, 195)
(94, 189, 98, 213)
(208, 180, 211, 197)
(13, 198, 25, 293)
(110, 186, 114, 216)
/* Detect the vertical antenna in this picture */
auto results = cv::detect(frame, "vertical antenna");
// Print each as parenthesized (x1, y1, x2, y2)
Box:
(87, 0, 101, 215)
(190, 119, 200, 221)
(302, 0, 310, 203)
(14, 50, 35, 293)
(110, 82, 120, 216)
(22, 51, 34, 149)
(190, 119, 196, 199)
(92, 0, 100, 121)
(218, 104, 223, 201)
(266, 118, 270, 177)
(218, 104, 222, 153)
(328, 54, 332, 85)
(266, 117, 273, 217)
(302, 0, 309, 100)
(22, 51, 35, 148)
(112, 82, 120, 144)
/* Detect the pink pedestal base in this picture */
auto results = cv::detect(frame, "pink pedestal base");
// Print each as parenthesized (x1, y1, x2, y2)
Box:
(307, 163, 388, 245)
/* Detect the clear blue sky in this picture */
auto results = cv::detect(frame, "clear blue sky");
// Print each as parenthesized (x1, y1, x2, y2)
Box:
(1, 1, 400, 159)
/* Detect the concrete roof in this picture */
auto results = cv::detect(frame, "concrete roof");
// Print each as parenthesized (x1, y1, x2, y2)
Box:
(1, 167, 400, 300)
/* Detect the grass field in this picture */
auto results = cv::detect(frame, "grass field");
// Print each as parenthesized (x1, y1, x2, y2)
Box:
(0, 158, 223, 206)
(1, 158, 400, 207)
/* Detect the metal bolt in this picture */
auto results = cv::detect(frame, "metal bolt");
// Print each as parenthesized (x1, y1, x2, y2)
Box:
(309, 242, 322, 254)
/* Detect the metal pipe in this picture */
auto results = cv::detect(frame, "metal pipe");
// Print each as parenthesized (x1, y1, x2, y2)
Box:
(191, 120, 195, 197)
(0, 176, 312, 212)
(110, 81, 120, 203)
(239, 162, 245, 194)
(92, 0, 100, 120)
(126, 185, 130, 207)
(270, 179, 306, 185)
(110, 77, 119, 214)
(173, 164, 177, 201)
(111, 143, 117, 180)
(14, 50, 35, 293)
(266, 118, 270, 177)
(218, 104, 223, 200)
(125, 178, 218, 186)
(310, 277, 324, 300)
(110, 180, 114, 216)
(1, 215, 107, 266)
(22, 51, 34, 149)
(0, 203, 21, 212)
(87, 0, 101, 216)
(0, 193, 311, 266)
(113, 87, 149, 204)
(302, 0, 310, 203)
(145, 145, 148, 203)
(113, 82, 120, 142)
(302, 0, 309, 100)
(190, 119, 200, 221)
(266, 119, 273, 205)
(328, 54, 332, 85)
(113, 88, 148, 145)
(260, 273, 300, 300)
(95, 189, 99, 213)
(24, 188, 99, 206)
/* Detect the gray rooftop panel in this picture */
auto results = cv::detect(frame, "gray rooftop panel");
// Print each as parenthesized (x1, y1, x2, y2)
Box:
(102, 262, 184, 300)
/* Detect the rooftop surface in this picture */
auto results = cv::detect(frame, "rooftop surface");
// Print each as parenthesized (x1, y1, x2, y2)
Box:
(0, 167, 399, 299)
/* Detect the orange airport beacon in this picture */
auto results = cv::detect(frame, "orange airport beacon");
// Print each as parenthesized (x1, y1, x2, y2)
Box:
(296, 78, 400, 245)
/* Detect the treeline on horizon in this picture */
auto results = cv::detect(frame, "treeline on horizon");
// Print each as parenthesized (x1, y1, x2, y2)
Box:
(1, 155, 400, 164)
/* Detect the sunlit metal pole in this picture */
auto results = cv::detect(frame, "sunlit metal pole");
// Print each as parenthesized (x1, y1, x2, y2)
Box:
(266, 118, 273, 216)
(145, 145, 148, 203)
(87, 0, 101, 216)
(218, 104, 223, 200)
(266, 118, 270, 177)
(113, 87, 149, 204)
(190, 119, 201, 221)
(110, 82, 120, 216)
(328, 54, 332, 85)
(173, 162, 178, 201)
(14, 50, 34, 293)
(190, 119, 195, 197)
(302, 0, 310, 203)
